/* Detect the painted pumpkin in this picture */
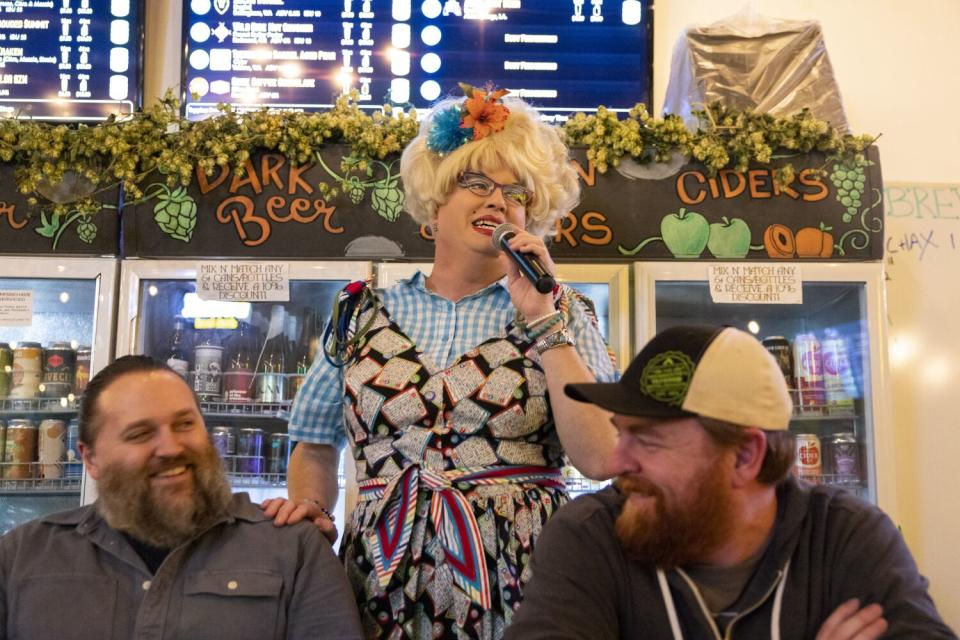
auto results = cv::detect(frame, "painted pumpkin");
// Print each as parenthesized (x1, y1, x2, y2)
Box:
(796, 225, 834, 258)
(763, 224, 796, 258)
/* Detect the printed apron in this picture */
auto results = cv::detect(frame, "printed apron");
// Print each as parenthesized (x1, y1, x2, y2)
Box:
(338, 300, 569, 639)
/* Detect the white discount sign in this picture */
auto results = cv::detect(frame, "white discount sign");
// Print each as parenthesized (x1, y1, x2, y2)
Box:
(708, 264, 802, 304)
(196, 262, 290, 302)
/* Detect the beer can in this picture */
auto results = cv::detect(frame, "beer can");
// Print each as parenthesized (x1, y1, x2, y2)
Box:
(38, 419, 66, 479)
(793, 333, 825, 414)
(795, 433, 822, 482)
(211, 426, 236, 472)
(826, 432, 861, 484)
(267, 433, 291, 476)
(2, 419, 37, 479)
(237, 427, 264, 475)
(41, 342, 76, 399)
(761, 336, 794, 387)
(10, 342, 43, 399)
(0, 342, 12, 398)
(65, 419, 83, 478)
(74, 346, 92, 396)
(193, 344, 223, 400)
(223, 370, 255, 403)
(256, 373, 287, 404)
(821, 330, 856, 415)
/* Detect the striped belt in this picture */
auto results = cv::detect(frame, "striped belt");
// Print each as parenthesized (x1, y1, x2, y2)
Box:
(357, 464, 565, 609)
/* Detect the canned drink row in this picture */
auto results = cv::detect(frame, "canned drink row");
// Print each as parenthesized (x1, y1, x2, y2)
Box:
(794, 431, 862, 485)
(0, 342, 91, 400)
(0, 418, 82, 480)
(762, 329, 858, 416)
(210, 426, 291, 477)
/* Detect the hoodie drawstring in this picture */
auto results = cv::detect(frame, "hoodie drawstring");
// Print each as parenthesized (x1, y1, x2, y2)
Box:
(770, 559, 791, 640)
(656, 559, 792, 640)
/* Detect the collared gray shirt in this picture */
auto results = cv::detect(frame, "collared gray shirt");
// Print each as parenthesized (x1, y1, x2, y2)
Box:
(0, 493, 363, 640)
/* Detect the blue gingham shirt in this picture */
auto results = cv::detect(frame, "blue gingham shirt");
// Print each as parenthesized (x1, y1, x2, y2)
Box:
(288, 271, 618, 449)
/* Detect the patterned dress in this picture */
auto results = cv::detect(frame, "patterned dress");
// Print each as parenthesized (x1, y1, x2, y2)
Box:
(338, 294, 574, 639)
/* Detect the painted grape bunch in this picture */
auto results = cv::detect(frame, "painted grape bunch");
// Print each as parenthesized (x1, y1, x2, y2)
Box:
(830, 161, 867, 223)
(153, 186, 198, 242)
(77, 218, 97, 244)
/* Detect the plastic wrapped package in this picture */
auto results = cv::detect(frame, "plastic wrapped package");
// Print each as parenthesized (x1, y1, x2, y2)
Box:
(663, 10, 849, 132)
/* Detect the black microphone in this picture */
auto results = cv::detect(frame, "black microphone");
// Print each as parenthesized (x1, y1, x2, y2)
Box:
(491, 223, 557, 294)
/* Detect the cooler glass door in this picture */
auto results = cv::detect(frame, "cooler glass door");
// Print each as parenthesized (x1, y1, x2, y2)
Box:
(0, 256, 118, 534)
(113, 260, 373, 530)
(374, 262, 632, 497)
(634, 262, 894, 514)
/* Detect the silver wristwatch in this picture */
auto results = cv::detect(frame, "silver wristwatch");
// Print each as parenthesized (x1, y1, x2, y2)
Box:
(533, 328, 576, 355)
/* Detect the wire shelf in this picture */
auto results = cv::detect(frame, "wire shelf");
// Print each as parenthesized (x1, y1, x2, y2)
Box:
(0, 462, 83, 494)
(200, 400, 292, 418)
(0, 397, 79, 415)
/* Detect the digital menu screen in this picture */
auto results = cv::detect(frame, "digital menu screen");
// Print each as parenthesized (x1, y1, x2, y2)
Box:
(182, 0, 651, 121)
(0, 0, 142, 121)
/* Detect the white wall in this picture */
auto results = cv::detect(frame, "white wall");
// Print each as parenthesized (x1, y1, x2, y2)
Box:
(142, 0, 959, 627)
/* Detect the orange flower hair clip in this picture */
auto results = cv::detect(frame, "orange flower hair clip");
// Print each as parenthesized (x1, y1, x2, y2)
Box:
(426, 83, 511, 155)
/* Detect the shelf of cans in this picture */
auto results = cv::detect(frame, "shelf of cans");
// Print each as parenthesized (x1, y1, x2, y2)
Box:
(762, 330, 861, 420)
(1, 341, 89, 494)
(0, 461, 83, 494)
(0, 420, 83, 494)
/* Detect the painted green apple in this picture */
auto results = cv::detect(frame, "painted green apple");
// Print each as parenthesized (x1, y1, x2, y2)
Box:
(660, 208, 709, 258)
(707, 216, 752, 258)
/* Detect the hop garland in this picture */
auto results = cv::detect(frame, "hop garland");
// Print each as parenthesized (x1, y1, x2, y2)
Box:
(0, 92, 873, 216)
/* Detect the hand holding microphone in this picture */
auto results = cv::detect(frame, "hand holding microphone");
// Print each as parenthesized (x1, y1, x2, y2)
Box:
(492, 223, 556, 294)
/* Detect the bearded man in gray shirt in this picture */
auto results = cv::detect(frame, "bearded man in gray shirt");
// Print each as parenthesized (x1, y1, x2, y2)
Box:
(0, 355, 362, 640)
(507, 326, 955, 640)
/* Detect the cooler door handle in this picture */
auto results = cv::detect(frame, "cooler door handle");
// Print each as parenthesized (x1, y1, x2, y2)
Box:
(128, 314, 139, 355)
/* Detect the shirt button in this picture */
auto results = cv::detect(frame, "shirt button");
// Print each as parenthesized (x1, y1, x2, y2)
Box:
(141, 580, 151, 591)
(227, 580, 238, 591)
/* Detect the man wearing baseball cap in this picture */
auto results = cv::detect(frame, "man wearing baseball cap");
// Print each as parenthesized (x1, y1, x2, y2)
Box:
(505, 326, 955, 639)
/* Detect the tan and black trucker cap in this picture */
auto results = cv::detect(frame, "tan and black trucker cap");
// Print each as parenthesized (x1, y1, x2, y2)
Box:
(565, 325, 792, 430)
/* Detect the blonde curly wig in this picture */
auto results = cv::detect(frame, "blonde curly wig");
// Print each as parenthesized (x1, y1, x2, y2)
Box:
(399, 96, 580, 237)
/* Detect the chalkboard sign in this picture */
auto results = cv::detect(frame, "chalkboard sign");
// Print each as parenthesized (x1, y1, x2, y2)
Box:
(121, 144, 884, 261)
(0, 164, 120, 255)
(181, 0, 652, 121)
(0, 0, 144, 121)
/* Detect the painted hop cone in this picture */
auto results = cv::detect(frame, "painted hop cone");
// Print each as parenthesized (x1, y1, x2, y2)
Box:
(371, 177, 403, 221)
(347, 177, 365, 205)
(77, 219, 97, 244)
(154, 187, 198, 242)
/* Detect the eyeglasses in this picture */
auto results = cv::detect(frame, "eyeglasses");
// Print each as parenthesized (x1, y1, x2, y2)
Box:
(457, 172, 533, 207)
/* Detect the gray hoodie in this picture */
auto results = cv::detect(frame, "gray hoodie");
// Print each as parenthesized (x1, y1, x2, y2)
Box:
(506, 477, 955, 639)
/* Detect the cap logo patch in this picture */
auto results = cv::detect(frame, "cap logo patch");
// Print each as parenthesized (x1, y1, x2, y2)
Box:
(639, 351, 695, 407)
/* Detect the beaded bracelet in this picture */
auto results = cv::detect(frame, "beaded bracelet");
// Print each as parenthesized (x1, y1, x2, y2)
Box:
(527, 314, 564, 340)
(524, 309, 561, 330)
(301, 498, 336, 523)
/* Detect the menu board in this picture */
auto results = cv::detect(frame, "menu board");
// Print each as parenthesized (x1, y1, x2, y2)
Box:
(182, 0, 651, 120)
(0, 0, 142, 121)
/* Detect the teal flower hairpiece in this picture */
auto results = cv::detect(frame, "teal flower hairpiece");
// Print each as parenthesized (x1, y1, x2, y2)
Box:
(426, 83, 511, 156)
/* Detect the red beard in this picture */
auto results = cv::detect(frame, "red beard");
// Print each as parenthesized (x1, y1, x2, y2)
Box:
(614, 461, 735, 569)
